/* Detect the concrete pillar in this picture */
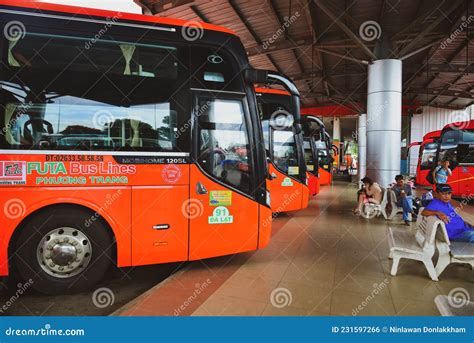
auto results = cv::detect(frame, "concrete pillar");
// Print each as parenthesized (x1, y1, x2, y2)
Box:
(358, 113, 367, 182)
(333, 117, 341, 168)
(333, 117, 341, 141)
(366, 59, 402, 187)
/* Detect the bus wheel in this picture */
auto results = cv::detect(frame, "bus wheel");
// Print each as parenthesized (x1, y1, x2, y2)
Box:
(14, 207, 114, 294)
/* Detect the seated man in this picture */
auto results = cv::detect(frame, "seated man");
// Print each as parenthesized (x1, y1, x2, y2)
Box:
(421, 184, 474, 243)
(392, 175, 414, 225)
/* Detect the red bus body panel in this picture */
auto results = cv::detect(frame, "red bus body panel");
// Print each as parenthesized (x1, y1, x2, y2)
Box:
(413, 130, 441, 186)
(440, 122, 474, 197)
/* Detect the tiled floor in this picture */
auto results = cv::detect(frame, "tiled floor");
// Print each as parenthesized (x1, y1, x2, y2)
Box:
(116, 181, 474, 317)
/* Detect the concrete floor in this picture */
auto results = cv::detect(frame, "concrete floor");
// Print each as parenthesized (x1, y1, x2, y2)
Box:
(116, 181, 474, 316)
(0, 263, 181, 316)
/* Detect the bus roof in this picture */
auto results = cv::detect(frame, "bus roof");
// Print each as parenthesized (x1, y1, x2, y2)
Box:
(254, 87, 291, 96)
(442, 120, 474, 131)
(423, 130, 442, 141)
(0, 0, 237, 36)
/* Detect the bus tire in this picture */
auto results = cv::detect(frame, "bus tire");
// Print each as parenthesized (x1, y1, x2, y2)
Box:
(14, 206, 114, 294)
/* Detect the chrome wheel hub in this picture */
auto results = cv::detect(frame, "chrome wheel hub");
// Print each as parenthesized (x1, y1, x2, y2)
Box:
(37, 227, 92, 278)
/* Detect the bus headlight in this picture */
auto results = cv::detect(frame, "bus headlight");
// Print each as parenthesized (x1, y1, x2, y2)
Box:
(266, 190, 271, 207)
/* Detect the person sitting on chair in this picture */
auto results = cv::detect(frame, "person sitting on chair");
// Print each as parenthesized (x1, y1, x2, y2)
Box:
(421, 183, 474, 243)
(392, 175, 415, 226)
(353, 176, 382, 216)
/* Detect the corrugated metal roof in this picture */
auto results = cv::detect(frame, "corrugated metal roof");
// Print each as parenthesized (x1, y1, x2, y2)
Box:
(136, 0, 474, 111)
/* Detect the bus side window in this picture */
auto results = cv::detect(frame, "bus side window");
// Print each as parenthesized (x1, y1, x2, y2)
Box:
(457, 144, 474, 164)
(1, 31, 187, 152)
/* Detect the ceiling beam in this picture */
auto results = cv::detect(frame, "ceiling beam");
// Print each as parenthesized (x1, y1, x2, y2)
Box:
(392, 0, 437, 41)
(307, 0, 330, 98)
(313, 0, 376, 60)
(444, 98, 458, 106)
(190, 5, 209, 23)
(288, 62, 473, 84)
(397, 0, 465, 57)
(427, 69, 469, 105)
(301, 88, 474, 101)
(247, 37, 312, 57)
(315, 47, 370, 65)
(414, 37, 473, 98)
(227, 0, 282, 72)
(405, 5, 473, 93)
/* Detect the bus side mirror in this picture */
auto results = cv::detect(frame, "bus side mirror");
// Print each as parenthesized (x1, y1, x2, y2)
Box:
(320, 127, 326, 141)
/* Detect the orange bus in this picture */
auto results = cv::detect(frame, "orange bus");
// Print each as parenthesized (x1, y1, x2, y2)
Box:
(303, 137, 320, 196)
(255, 81, 309, 212)
(0, 0, 273, 293)
(302, 116, 332, 185)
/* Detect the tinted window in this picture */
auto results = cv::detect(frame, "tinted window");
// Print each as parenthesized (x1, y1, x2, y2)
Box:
(420, 143, 438, 170)
(272, 130, 299, 175)
(441, 130, 459, 146)
(197, 98, 251, 193)
(261, 120, 270, 152)
(190, 47, 244, 92)
(304, 139, 316, 172)
(457, 144, 474, 164)
(318, 149, 331, 169)
(1, 31, 188, 152)
(460, 130, 474, 143)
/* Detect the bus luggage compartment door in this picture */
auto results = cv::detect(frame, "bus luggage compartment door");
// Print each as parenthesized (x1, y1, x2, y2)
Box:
(131, 165, 190, 266)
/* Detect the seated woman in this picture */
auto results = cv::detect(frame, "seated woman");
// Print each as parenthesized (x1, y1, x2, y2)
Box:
(353, 176, 383, 216)
(421, 183, 474, 243)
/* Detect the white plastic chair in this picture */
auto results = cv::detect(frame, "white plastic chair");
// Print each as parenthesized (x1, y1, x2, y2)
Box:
(387, 215, 441, 281)
(361, 188, 389, 219)
(434, 221, 474, 277)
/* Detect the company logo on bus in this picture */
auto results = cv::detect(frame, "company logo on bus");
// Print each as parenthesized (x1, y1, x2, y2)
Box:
(0, 161, 26, 185)
(161, 164, 182, 184)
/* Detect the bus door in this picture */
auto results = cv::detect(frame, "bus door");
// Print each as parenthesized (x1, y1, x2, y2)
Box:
(189, 93, 259, 260)
(268, 123, 307, 212)
(417, 141, 438, 186)
(304, 137, 319, 196)
(454, 143, 474, 196)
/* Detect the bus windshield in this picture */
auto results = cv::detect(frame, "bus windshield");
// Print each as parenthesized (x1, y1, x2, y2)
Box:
(257, 95, 304, 183)
(439, 129, 474, 166)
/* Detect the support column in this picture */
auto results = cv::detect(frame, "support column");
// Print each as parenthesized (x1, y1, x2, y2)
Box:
(333, 117, 341, 142)
(358, 113, 367, 182)
(333, 117, 341, 168)
(366, 59, 402, 187)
